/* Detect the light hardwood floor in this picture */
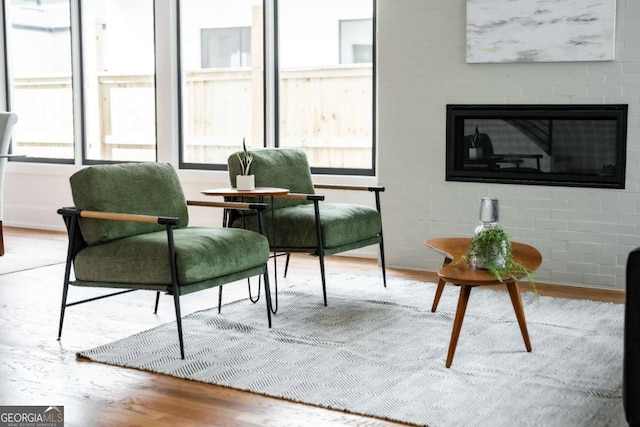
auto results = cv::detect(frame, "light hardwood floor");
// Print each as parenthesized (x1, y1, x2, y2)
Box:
(0, 227, 625, 427)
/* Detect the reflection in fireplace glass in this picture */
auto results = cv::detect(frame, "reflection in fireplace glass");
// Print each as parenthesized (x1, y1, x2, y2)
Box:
(446, 105, 628, 189)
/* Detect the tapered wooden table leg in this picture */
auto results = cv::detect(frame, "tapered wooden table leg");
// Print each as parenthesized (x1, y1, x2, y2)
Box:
(431, 278, 445, 313)
(506, 282, 532, 352)
(446, 284, 472, 368)
(431, 258, 452, 312)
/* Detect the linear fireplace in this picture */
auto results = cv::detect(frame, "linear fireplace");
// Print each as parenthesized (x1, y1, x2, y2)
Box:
(446, 104, 628, 189)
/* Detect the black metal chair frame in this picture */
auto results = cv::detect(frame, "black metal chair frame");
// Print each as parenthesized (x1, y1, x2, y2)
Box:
(277, 184, 387, 306)
(57, 201, 271, 359)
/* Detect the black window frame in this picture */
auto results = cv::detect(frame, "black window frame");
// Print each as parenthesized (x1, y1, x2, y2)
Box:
(179, 0, 377, 176)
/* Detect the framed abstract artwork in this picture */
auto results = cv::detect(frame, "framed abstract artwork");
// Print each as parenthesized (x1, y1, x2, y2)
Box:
(466, 0, 616, 63)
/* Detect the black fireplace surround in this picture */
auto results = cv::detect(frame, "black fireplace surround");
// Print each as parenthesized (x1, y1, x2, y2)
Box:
(446, 104, 628, 189)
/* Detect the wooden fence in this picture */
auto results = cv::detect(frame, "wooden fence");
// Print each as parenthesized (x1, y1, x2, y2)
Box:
(12, 66, 372, 167)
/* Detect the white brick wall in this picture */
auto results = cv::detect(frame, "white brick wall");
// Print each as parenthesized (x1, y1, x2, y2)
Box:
(378, 0, 640, 290)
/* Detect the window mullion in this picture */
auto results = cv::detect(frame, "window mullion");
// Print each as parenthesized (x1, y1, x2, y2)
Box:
(1, 4, 10, 111)
(265, 0, 276, 149)
(70, 0, 84, 165)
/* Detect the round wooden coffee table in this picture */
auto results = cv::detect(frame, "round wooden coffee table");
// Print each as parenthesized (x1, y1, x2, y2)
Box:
(425, 237, 542, 368)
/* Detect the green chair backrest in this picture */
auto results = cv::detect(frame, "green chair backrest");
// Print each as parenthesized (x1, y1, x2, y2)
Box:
(228, 148, 315, 210)
(70, 162, 189, 245)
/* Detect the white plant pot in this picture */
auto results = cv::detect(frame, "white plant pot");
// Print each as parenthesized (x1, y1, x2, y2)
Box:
(469, 147, 483, 159)
(475, 241, 507, 270)
(236, 174, 255, 191)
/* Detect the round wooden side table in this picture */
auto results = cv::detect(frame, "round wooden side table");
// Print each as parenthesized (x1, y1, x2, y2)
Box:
(425, 237, 542, 368)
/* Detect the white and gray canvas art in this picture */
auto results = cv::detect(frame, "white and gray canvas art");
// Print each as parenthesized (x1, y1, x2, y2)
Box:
(466, 0, 616, 63)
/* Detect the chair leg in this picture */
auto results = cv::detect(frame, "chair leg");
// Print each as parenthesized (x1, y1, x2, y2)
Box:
(247, 277, 261, 303)
(57, 281, 70, 340)
(58, 229, 76, 340)
(0, 220, 4, 256)
(379, 233, 387, 287)
(373, 190, 386, 286)
(172, 291, 185, 359)
(312, 200, 328, 306)
(318, 251, 327, 306)
(153, 291, 160, 314)
(166, 225, 185, 359)
(218, 286, 223, 314)
(263, 266, 273, 328)
(284, 253, 291, 277)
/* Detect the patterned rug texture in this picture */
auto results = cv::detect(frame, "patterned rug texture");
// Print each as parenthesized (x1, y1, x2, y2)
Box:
(78, 274, 625, 427)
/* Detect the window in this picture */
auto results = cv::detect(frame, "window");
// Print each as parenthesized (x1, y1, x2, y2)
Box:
(3, 0, 157, 163)
(6, 0, 75, 161)
(179, 0, 375, 174)
(277, 0, 375, 173)
(4, 1, 374, 172)
(179, 0, 263, 168)
(201, 27, 252, 68)
(81, 0, 157, 162)
(340, 19, 373, 64)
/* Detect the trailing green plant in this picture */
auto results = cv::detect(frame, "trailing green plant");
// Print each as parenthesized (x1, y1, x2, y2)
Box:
(461, 225, 537, 296)
(237, 138, 253, 175)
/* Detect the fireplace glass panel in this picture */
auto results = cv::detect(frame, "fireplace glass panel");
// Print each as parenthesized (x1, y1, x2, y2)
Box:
(446, 105, 627, 189)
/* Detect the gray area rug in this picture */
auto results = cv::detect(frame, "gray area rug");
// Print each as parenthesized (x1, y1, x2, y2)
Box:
(78, 274, 625, 427)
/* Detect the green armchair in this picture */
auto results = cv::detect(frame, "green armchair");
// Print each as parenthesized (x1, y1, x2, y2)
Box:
(227, 148, 385, 305)
(57, 162, 272, 359)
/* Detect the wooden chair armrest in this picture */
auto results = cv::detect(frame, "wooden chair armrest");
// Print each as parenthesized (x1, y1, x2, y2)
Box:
(313, 184, 384, 213)
(57, 207, 179, 226)
(275, 193, 325, 201)
(187, 200, 267, 211)
(314, 184, 385, 192)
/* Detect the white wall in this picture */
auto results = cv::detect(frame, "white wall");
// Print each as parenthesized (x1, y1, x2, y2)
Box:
(378, 0, 640, 291)
(4, 0, 639, 291)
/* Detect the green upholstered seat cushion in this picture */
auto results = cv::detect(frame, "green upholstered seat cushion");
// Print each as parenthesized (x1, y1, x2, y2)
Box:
(73, 227, 269, 286)
(228, 148, 315, 210)
(70, 162, 189, 245)
(230, 203, 381, 251)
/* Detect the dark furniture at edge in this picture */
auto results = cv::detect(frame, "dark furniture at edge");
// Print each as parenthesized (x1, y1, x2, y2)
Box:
(625, 249, 640, 426)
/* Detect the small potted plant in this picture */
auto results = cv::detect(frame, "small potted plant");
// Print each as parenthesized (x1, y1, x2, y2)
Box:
(465, 225, 536, 294)
(235, 138, 255, 190)
(468, 126, 483, 159)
